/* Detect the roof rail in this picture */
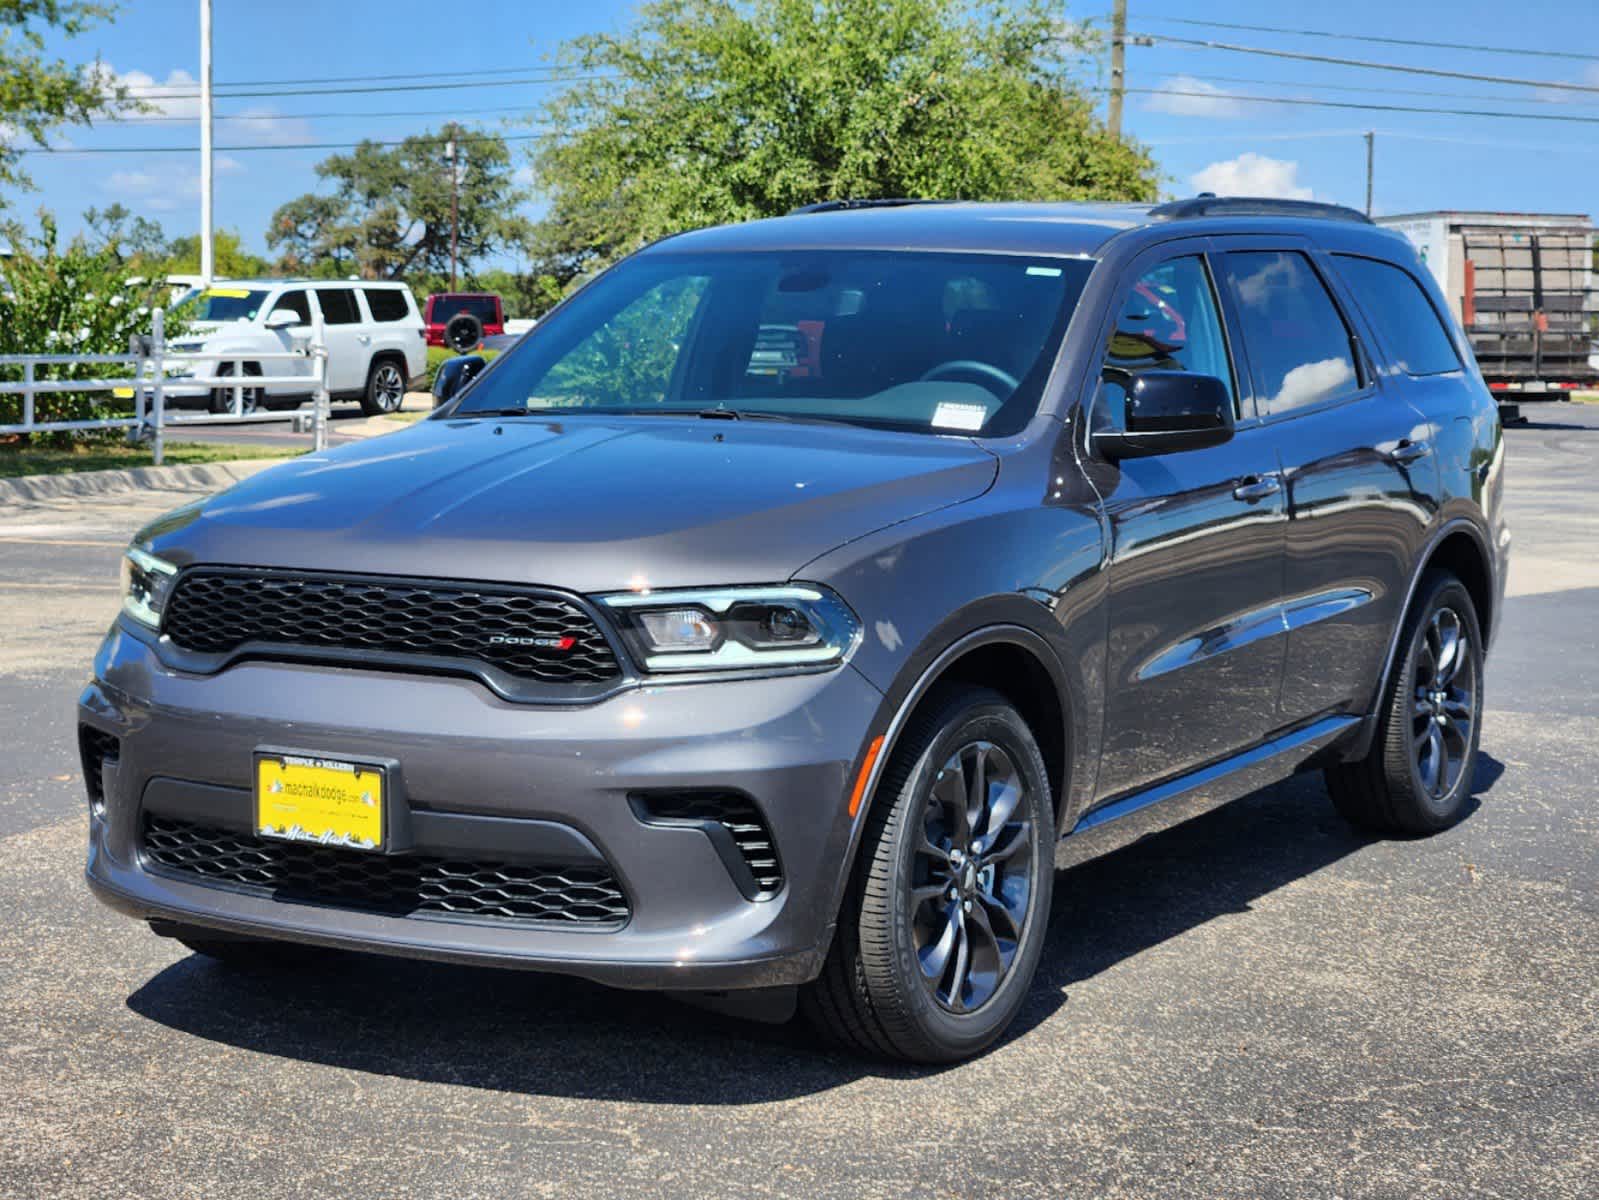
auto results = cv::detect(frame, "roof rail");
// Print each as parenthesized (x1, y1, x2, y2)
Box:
(788, 197, 955, 215)
(1149, 194, 1373, 225)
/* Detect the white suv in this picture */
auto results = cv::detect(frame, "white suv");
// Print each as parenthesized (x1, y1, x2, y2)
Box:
(164, 279, 428, 416)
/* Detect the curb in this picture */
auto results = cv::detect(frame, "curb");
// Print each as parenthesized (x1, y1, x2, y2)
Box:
(0, 458, 283, 505)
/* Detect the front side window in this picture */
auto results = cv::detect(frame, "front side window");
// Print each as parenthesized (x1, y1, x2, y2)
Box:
(1333, 255, 1461, 376)
(449, 251, 1094, 437)
(270, 290, 312, 324)
(315, 287, 361, 325)
(1092, 255, 1235, 434)
(1220, 251, 1360, 416)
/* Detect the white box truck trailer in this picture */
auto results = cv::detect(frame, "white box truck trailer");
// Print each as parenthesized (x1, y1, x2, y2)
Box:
(1376, 211, 1598, 422)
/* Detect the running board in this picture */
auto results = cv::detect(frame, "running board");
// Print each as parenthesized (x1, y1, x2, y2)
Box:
(1069, 715, 1361, 836)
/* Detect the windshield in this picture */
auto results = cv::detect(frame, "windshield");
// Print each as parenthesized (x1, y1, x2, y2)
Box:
(173, 287, 272, 323)
(449, 251, 1094, 436)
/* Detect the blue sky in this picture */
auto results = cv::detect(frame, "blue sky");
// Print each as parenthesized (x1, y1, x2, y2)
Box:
(15, 0, 1599, 260)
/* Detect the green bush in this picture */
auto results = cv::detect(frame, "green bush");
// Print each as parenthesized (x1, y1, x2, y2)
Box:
(1, 216, 181, 445)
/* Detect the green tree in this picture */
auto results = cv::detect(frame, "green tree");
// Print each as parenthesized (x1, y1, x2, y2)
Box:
(528, 0, 1156, 282)
(161, 228, 272, 279)
(0, 214, 179, 444)
(266, 124, 529, 280)
(81, 203, 168, 264)
(1, 1, 134, 205)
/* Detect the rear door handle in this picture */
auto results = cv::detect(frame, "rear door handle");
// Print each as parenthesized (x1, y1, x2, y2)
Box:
(1232, 474, 1281, 502)
(1388, 438, 1431, 464)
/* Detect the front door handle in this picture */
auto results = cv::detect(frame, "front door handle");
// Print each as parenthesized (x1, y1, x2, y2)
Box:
(1388, 438, 1431, 464)
(1232, 474, 1281, 502)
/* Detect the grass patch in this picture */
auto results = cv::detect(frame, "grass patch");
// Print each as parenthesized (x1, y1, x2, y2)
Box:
(425, 344, 499, 387)
(1571, 391, 1599, 405)
(0, 439, 298, 479)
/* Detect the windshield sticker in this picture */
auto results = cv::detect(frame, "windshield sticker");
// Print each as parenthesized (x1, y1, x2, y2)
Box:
(931, 402, 988, 431)
(1026, 266, 1063, 277)
(205, 288, 251, 298)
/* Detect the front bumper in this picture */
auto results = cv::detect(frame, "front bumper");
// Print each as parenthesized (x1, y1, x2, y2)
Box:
(81, 624, 883, 990)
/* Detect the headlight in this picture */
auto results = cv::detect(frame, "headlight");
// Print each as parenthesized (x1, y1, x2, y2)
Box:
(120, 546, 178, 628)
(599, 585, 860, 673)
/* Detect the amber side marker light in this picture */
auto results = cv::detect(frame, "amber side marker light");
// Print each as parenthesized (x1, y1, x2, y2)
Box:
(848, 735, 886, 818)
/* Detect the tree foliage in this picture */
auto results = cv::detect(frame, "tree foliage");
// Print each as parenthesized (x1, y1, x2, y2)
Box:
(0, 0, 133, 204)
(266, 125, 529, 280)
(0, 214, 179, 443)
(529, 0, 1157, 281)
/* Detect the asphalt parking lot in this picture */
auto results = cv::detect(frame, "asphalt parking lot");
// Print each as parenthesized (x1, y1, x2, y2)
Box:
(1, 406, 1595, 1199)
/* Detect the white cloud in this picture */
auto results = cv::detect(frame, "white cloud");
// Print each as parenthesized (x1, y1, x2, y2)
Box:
(1191, 152, 1313, 200)
(1145, 75, 1248, 119)
(99, 65, 309, 145)
(104, 155, 244, 211)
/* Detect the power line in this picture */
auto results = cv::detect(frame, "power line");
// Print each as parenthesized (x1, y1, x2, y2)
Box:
(1152, 72, 1599, 110)
(1124, 86, 1599, 124)
(119, 72, 604, 101)
(123, 64, 585, 92)
(1135, 33, 1599, 95)
(19, 131, 548, 156)
(1135, 16, 1599, 63)
(112, 104, 535, 125)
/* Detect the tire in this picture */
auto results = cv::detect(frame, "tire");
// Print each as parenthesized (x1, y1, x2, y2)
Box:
(1325, 570, 1484, 835)
(802, 684, 1056, 1063)
(208, 361, 263, 415)
(151, 920, 325, 968)
(444, 312, 483, 353)
(360, 357, 407, 416)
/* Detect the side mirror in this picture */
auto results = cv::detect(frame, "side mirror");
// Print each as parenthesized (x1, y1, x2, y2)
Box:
(1093, 370, 1234, 460)
(264, 309, 300, 330)
(432, 355, 487, 408)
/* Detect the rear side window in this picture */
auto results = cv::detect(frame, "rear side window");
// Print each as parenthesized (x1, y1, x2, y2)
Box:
(1333, 255, 1461, 376)
(1220, 251, 1360, 416)
(315, 287, 361, 325)
(363, 288, 411, 323)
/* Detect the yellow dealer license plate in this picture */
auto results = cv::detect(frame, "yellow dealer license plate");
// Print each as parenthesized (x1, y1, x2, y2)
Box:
(255, 753, 385, 852)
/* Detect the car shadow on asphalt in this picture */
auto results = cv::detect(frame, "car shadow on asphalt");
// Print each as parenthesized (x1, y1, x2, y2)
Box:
(124, 755, 1505, 1101)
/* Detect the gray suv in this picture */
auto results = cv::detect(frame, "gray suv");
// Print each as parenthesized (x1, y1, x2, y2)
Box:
(81, 197, 1508, 1062)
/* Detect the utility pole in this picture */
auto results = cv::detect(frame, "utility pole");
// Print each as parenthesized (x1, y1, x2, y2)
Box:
(1107, 0, 1128, 139)
(445, 137, 459, 292)
(1364, 130, 1375, 217)
(199, 0, 214, 284)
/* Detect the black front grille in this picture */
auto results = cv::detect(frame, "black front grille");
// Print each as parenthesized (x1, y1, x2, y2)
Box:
(141, 815, 630, 928)
(638, 791, 783, 897)
(161, 568, 620, 685)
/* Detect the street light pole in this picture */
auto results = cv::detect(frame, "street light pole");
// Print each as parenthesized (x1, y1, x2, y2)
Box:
(199, 0, 214, 285)
(446, 137, 459, 292)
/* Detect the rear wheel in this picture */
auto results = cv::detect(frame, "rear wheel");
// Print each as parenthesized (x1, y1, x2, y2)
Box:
(802, 684, 1055, 1062)
(1326, 570, 1484, 834)
(360, 357, 406, 416)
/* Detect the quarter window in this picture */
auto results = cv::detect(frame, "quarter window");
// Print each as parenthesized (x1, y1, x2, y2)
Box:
(1093, 255, 1235, 434)
(1333, 255, 1461, 376)
(1220, 251, 1360, 416)
(315, 287, 361, 325)
(363, 288, 412, 323)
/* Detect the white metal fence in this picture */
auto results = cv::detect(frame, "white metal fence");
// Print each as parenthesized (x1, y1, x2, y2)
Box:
(0, 308, 332, 465)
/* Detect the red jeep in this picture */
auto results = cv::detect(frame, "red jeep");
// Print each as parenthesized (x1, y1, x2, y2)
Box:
(423, 292, 505, 350)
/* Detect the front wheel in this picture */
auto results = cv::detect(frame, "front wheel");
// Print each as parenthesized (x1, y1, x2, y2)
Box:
(803, 685, 1055, 1062)
(208, 362, 262, 414)
(1325, 570, 1484, 834)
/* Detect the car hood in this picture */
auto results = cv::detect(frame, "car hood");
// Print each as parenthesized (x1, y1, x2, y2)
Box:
(139, 416, 999, 593)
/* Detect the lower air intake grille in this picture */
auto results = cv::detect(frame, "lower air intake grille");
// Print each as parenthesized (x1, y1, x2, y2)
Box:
(636, 791, 783, 898)
(79, 725, 120, 810)
(141, 815, 629, 928)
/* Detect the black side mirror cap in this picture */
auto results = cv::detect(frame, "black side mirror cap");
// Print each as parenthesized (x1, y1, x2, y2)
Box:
(1093, 370, 1235, 460)
(432, 355, 488, 408)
